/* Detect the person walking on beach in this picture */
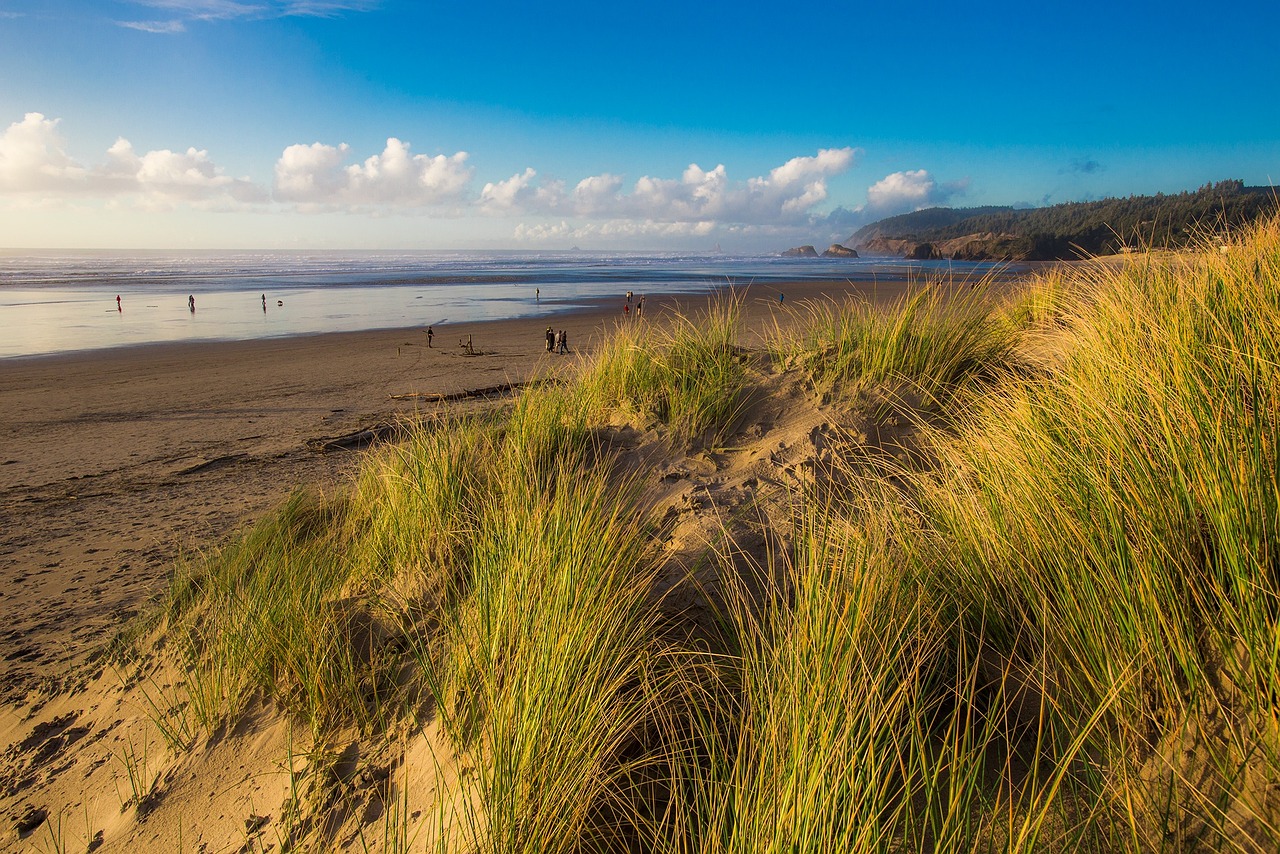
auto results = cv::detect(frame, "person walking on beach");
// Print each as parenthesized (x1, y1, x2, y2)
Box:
(116, 294, 121, 312)
(636, 295, 645, 318)
(546, 326, 555, 352)
(623, 302, 630, 318)
(188, 294, 196, 313)
(426, 326, 434, 347)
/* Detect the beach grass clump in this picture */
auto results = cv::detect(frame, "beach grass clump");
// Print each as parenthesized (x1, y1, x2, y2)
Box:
(424, 460, 671, 851)
(704, 498, 948, 852)
(153, 363, 689, 846)
(345, 420, 490, 594)
(165, 488, 384, 733)
(578, 297, 751, 443)
(893, 221, 1280, 847)
(672, 481, 1103, 852)
(789, 283, 1020, 406)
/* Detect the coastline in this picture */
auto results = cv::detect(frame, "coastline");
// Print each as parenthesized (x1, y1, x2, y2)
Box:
(0, 276, 916, 701)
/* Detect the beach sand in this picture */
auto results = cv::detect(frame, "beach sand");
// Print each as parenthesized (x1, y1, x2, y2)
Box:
(0, 279, 907, 703)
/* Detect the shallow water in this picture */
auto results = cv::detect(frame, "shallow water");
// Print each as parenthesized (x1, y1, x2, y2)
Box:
(0, 250, 1016, 359)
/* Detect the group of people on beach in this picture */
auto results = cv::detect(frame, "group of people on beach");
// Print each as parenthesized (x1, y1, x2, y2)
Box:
(623, 291, 645, 318)
(545, 326, 569, 354)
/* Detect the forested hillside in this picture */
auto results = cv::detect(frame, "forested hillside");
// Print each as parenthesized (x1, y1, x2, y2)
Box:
(851, 181, 1277, 260)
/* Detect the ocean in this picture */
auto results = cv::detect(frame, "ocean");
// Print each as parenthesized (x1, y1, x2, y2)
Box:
(0, 250, 1016, 359)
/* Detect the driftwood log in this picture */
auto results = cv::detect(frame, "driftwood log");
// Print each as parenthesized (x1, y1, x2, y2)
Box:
(309, 376, 565, 450)
(310, 380, 558, 452)
(388, 380, 533, 402)
(306, 422, 412, 452)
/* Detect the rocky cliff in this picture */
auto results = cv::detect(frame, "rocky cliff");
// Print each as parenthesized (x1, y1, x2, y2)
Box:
(859, 232, 1025, 261)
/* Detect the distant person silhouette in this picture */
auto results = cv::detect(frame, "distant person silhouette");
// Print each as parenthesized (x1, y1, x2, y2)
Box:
(426, 326, 434, 347)
(188, 294, 196, 313)
(116, 294, 121, 312)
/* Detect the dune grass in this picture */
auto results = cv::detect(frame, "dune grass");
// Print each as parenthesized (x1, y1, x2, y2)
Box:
(781, 281, 1021, 408)
(891, 224, 1280, 848)
(127, 222, 1280, 851)
(576, 297, 751, 443)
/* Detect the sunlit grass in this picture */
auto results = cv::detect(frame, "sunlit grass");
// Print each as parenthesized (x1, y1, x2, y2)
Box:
(577, 296, 752, 443)
(779, 280, 1021, 407)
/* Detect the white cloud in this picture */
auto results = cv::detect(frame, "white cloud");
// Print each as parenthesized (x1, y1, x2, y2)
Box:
(864, 169, 967, 216)
(273, 142, 350, 202)
(480, 168, 564, 214)
(513, 220, 574, 241)
(0, 112, 266, 207)
(273, 138, 473, 207)
(8, 110, 977, 249)
(118, 19, 188, 32)
(128, 0, 267, 19)
(125, 0, 377, 22)
(0, 113, 87, 191)
(571, 173, 624, 215)
(106, 138, 267, 204)
(279, 1, 379, 15)
(513, 219, 719, 245)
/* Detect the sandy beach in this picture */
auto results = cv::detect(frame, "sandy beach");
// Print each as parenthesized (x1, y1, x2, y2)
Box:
(0, 278, 903, 704)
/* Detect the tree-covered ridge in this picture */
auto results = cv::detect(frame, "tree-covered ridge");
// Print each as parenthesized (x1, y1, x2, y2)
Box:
(850, 181, 1278, 260)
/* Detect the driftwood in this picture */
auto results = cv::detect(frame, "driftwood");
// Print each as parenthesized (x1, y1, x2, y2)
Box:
(389, 381, 533, 402)
(306, 422, 411, 453)
(312, 379, 560, 453)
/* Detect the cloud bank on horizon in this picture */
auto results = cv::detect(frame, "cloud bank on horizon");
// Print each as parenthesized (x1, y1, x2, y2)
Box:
(0, 111, 956, 246)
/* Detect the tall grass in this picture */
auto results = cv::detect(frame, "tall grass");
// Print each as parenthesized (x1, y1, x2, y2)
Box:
(703, 496, 949, 852)
(163, 488, 373, 733)
(578, 297, 751, 443)
(893, 222, 1280, 848)
(428, 461, 667, 851)
(785, 282, 1020, 406)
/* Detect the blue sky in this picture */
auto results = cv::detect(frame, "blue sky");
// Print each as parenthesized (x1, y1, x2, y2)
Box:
(0, 0, 1276, 250)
